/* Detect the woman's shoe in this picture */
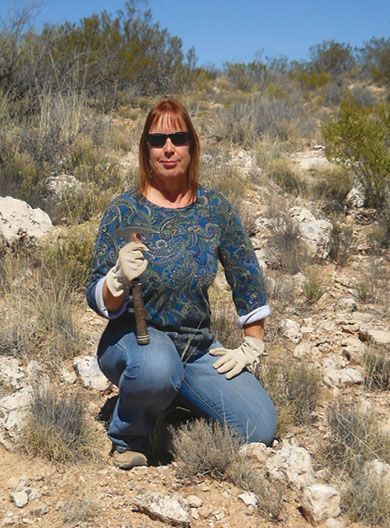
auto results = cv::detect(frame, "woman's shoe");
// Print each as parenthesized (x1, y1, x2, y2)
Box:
(112, 448, 148, 470)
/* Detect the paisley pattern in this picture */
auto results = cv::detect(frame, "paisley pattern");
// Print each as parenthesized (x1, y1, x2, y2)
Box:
(86, 187, 268, 352)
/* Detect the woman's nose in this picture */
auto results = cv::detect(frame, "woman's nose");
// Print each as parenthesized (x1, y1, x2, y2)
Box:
(163, 138, 175, 155)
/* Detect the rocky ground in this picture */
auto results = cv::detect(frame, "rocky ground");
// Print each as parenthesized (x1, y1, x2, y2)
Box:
(0, 147, 389, 528)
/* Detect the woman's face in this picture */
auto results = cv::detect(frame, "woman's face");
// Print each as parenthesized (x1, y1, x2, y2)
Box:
(147, 114, 191, 185)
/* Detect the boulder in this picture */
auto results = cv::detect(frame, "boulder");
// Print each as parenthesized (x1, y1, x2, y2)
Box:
(280, 319, 303, 343)
(73, 356, 110, 391)
(323, 367, 364, 388)
(0, 358, 26, 390)
(131, 492, 190, 527)
(0, 197, 52, 245)
(301, 484, 341, 524)
(288, 206, 333, 259)
(265, 440, 314, 490)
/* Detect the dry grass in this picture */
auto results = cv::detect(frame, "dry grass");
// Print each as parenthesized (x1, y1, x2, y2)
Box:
(172, 418, 286, 521)
(62, 494, 100, 524)
(259, 357, 321, 433)
(345, 466, 390, 527)
(302, 265, 325, 304)
(24, 383, 97, 463)
(364, 347, 390, 391)
(326, 406, 390, 475)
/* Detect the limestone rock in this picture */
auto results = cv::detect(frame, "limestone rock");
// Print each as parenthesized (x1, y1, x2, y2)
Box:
(360, 327, 390, 346)
(186, 495, 202, 508)
(293, 342, 312, 359)
(301, 484, 341, 524)
(337, 297, 357, 312)
(132, 492, 190, 527)
(345, 186, 365, 209)
(238, 492, 258, 507)
(341, 337, 367, 364)
(73, 356, 110, 391)
(10, 490, 28, 508)
(0, 358, 26, 390)
(265, 440, 314, 490)
(0, 387, 33, 412)
(239, 442, 270, 464)
(323, 367, 364, 388)
(0, 197, 52, 245)
(364, 459, 390, 486)
(280, 319, 303, 343)
(288, 206, 333, 259)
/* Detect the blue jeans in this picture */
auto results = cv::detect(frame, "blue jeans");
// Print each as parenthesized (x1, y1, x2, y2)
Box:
(97, 324, 277, 451)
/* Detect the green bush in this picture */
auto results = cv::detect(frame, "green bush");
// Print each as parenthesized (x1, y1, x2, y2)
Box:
(322, 94, 390, 209)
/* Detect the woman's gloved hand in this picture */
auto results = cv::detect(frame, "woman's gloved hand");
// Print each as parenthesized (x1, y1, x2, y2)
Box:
(209, 336, 267, 379)
(105, 240, 148, 297)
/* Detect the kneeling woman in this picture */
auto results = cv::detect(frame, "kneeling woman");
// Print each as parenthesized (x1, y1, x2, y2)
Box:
(86, 99, 277, 469)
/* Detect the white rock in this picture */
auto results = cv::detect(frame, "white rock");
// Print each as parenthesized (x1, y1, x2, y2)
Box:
(325, 518, 343, 528)
(337, 297, 357, 312)
(280, 319, 303, 343)
(238, 492, 258, 507)
(10, 491, 28, 508)
(323, 367, 364, 388)
(239, 442, 270, 463)
(288, 206, 333, 259)
(364, 459, 390, 486)
(0, 358, 26, 390)
(301, 484, 341, 524)
(341, 337, 367, 364)
(265, 440, 314, 490)
(186, 495, 202, 508)
(293, 342, 312, 359)
(131, 492, 190, 526)
(0, 387, 33, 412)
(73, 356, 110, 391)
(60, 368, 78, 384)
(345, 187, 365, 209)
(323, 355, 348, 370)
(365, 328, 390, 346)
(0, 197, 52, 245)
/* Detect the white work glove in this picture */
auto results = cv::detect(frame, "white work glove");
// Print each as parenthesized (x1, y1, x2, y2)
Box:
(209, 336, 267, 379)
(105, 240, 148, 297)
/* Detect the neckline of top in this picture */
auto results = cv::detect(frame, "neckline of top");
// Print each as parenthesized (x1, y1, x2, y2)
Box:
(139, 187, 204, 212)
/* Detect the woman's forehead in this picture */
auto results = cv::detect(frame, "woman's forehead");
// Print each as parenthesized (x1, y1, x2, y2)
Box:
(149, 112, 187, 132)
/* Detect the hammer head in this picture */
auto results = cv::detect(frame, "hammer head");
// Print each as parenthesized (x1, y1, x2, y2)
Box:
(114, 225, 159, 242)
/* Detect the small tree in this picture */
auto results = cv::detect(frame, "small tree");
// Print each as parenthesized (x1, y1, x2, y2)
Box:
(322, 93, 390, 209)
(309, 39, 355, 75)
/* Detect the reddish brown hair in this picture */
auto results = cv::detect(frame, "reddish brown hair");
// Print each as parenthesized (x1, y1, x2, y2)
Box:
(138, 99, 200, 200)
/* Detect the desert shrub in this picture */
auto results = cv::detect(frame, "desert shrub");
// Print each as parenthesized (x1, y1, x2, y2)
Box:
(62, 495, 100, 525)
(224, 60, 267, 91)
(266, 213, 308, 274)
(326, 406, 390, 475)
(215, 94, 311, 146)
(172, 418, 244, 480)
(353, 259, 388, 308)
(367, 210, 390, 252)
(309, 40, 355, 75)
(310, 166, 352, 212)
(290, 69, 331, 91)
(345, 466, 390, 527)
(211, 293, 242, 350)
(364, 348, 390, 390)
(329, 222, 354, 266)
(38, 223, 96, 290)
(322, 94, 390, 210)
(259, 359, 321, 432)
(265, 159, 305, 194)
(360, 36, 390, 86)
(0, 149, 41, 204)
(24, 384, 96, 462)
(302, 265, 325, 304)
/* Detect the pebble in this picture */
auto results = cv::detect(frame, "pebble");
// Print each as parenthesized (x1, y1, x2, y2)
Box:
(10, 491, 28, 508)
(186, 495, 203, 508)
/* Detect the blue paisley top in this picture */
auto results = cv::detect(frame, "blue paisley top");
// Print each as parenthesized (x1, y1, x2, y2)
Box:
(86, 186, 269, 354)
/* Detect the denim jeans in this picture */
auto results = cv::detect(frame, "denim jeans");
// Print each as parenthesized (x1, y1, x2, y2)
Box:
(97, 324, 277, 452)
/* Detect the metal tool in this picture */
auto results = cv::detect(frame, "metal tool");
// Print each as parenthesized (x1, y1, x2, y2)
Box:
(114, 225, 158, 345)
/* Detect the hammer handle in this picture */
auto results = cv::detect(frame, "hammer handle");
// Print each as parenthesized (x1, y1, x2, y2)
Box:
(131, 278, 149, 345)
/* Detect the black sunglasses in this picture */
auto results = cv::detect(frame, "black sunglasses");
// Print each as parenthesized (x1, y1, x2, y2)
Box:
(146, 131, 191, 148)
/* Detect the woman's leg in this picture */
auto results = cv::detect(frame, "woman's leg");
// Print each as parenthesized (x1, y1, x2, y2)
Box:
(98, 325, 184, 451)
(178, 346, 277, 445)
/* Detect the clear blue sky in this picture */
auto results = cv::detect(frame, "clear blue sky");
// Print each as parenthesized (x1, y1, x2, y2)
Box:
(1, 0, 389, 66)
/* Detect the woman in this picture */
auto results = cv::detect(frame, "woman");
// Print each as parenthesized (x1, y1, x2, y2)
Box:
(86, 99, 277, 469)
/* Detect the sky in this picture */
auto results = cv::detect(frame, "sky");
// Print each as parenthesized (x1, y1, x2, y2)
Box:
(0, 0, 389, 67)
